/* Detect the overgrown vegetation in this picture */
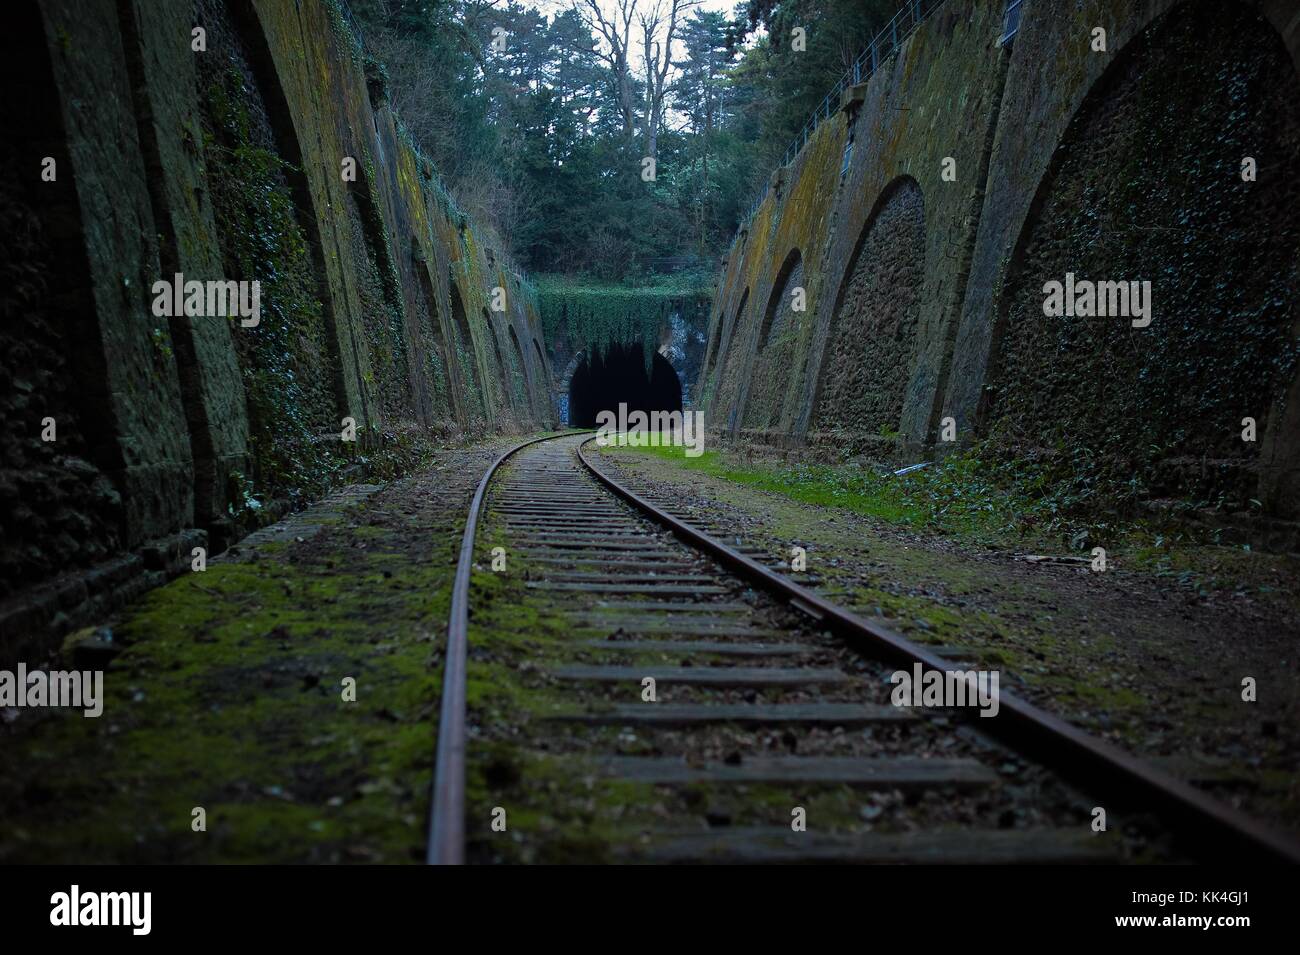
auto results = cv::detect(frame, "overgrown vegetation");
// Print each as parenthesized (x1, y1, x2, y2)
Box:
(0, 504, 450, 863)
(346, 0, 896, 274)
(202, 55, 442, 518)
(202, 67, 350, 510)
(536, 270, 711, 360)
(613, 441, 1261, 555)
(610, 441, 1300, 611)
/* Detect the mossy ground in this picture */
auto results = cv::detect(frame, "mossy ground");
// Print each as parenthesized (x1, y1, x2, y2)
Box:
(461, 444, 1146, 863)
(462, 474, 667, 863)
(457, 458, 920, 863)
(0, 442, 514, 863)
(613, 442, 1300, 606)
(598, 442, 1300, 833)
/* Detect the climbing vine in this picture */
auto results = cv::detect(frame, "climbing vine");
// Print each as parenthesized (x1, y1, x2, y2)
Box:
(984, 5, 1300, 516)
(202, 66, 347, 511)
(537, 271, 712, 366)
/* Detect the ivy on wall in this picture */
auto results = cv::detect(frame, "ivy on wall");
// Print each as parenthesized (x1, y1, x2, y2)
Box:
(347, 153, 413, 426)
(202, 63, 347, 511)
(536, 271, 712, 367)
(984, 3, 1300, 516)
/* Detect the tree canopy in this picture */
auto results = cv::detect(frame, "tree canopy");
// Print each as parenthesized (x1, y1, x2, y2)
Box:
(348, 0, 896, 278)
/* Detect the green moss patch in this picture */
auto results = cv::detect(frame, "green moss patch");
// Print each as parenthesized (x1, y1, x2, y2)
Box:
(0, 473, 468, 863)
(608, 442, 1300, 609)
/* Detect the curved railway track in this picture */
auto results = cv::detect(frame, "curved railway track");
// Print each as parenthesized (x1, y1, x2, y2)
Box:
(429, 431, 1300, 865)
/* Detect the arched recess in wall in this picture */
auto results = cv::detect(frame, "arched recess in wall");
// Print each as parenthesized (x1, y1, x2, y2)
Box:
(533, 337, 557, 420)
(982, 0, 1300, 516)
(707, 286, 749, 418)
(810, 176, 925, 444)
(741, 250, 804, 431)
(0, 1, 124, 597)
(413, 257, 451, 425)
(195, 0, 348, 496)
(115, 0, 240, 530)
(449, 281, 483, 422)
(702, 310, 722, 377)
(701, 298, 728, 383)
(346, 161, 412, 426)
(758, 250, 803, 348)
(507, 324, 529, 407)
(532, 338, 550, 388)
(483, 307, 512, 414)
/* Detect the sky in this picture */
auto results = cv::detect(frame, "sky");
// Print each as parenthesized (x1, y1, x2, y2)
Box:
(529, 0, 753, 83)
(534, 0, 738, 16)
(532, 0, 748, 51)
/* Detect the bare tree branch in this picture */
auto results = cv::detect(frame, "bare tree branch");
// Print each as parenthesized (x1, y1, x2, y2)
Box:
(571, 0, 640, 139)
(637, 0, 697, 160)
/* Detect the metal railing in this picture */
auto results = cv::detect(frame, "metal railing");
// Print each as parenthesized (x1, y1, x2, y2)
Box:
(633, 255, 713, 274)
(1000, 0, 1024, 45)
(336, 0, 367, 47)
(733, 0, 948, 239)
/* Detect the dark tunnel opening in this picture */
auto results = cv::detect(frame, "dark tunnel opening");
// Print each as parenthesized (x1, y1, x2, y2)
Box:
(567, 344, 683, 428)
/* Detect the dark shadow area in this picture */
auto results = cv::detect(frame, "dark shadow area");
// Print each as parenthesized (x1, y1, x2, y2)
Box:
(568, 344, 682, 428)
(0, 1, 124, 597)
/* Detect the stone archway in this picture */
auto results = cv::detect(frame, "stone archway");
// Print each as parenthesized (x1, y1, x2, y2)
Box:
(565, 345, 684, 428)
(740, 248, 804, 432)
(556, 339, 692, 427)
(810, 176, 925, 446)
(983, 0, 1300, 515)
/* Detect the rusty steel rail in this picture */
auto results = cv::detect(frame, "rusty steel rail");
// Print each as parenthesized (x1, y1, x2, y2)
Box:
(430, 429, 1300, 863)
(575, 437, 1300, 864)
(427, 431, 588, 865)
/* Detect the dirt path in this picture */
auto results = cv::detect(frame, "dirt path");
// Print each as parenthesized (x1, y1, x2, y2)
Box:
(0, 438, 517, 863)
(593, 444, 1300, 836)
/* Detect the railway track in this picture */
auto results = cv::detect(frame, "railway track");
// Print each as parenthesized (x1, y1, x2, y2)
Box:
(429, 431, 1300, 864)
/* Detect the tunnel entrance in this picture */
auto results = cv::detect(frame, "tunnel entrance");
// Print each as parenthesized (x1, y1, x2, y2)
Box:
(567, 344, 683, 428)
